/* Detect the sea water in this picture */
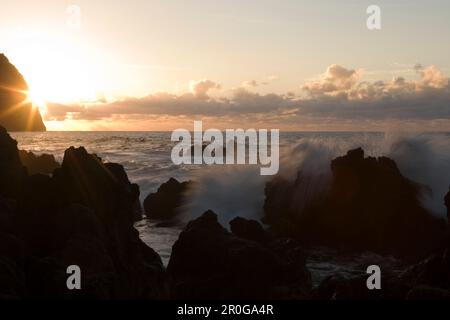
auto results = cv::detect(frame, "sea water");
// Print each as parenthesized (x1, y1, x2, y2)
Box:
(11, 131, 450, 284)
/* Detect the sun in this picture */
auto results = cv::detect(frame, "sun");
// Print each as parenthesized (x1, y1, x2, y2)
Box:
(3, 29, 106, 105)
(28, 90, 47, 115)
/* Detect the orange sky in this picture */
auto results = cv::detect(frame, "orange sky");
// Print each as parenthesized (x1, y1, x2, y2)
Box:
(1, 1, 450, 131)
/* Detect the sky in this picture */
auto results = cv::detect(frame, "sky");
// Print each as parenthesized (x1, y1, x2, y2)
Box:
(1, 0, 450, 131)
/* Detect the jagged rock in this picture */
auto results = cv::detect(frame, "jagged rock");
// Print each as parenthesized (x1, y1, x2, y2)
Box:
(264, 147, 447, 260)
(230, 217, 271, 244)
(167, 210, 311, 299)
(104, 162, 143, 221)
(144, 178, 191, 220)
(18, 150, 59, 175)
(52, 147, 141, 223)
(0, 54, 45, 131)
(0, 127, 27, 198)
(445, 188, 450, 221)
(0, 129, 168, 299)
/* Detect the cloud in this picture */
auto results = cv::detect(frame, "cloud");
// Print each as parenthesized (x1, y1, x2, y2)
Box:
(303, 64, 360, 97)
(45, 102, 86, 121)
(241, 75, 279, 88)
(43, 65, 450, 130)
(241, 80, 259, 87)
(189, 79, 221, 99)
(419, 65, 448, 89)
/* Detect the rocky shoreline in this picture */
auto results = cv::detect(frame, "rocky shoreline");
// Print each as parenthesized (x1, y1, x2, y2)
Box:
(1, 125, 450, 299)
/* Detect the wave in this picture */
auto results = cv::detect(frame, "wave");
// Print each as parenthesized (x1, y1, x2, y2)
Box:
(182, 132, 450, 225)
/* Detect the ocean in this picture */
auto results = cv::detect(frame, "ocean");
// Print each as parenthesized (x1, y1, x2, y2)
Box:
(11, 131, 450, 284)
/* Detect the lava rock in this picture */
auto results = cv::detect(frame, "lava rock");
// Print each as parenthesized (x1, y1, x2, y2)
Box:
(52, 147, 142, 223)
(230, 217, 271, 244)
(0, 130, 169, 299)
(0, 127, 27, 198)
(18, 150, 59, 175)
(144, 178, 191, 220)
(264, 147, 447, 261)
(168, 210, 311, 299)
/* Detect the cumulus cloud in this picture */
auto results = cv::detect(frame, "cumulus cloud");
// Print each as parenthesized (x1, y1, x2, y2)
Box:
(189, 79, 221, 99)
(419, 65, 448, 89)
(43, 64, 450, 130)
(303, 64, 360, 97)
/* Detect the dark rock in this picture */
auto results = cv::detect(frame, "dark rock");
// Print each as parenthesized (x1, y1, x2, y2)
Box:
(18, 150, 59, 175)
(167, 210, 311, 299)
(264, 147, 447, 260)
(0, 232, 25, 298)
(52, 147, 140, 223)
(445, 187, 450, 221)
(399, 248, 450, 291)
(144, 178, 191, 220)
(0, 127, 27, 198)
(0, 54, 45, 131)
(406, 285, 450, 300)
(0, 129, 169, 299)
(48, 146, 167, 298)
(0, 196, 16, 234)
(104, 162, 143, 221)
(0, 256, 25, 298)
(311, 274, 409, 300)
(15, 174, 64, 257)
(230, 217, 271, 244)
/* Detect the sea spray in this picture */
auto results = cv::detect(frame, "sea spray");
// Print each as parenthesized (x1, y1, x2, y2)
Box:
(385, 132, 450, 217)
(10, 131, 449, 226)
(181, 132, 450, 226)
(183, 165, 268, 227)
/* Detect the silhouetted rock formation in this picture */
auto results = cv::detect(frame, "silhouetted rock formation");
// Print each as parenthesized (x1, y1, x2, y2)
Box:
(0, 126, 27, 198)
(312, 244, 450, 300)
(144, 178, 191, 220)
(445, 188, 450, 221)
(0, 127, 167, 298)
(264, 147, 446, 260)
(230, 216, 271, 244)
(167, 210, 311, 299)
(18, 150, 59, 175)
(0, 54, 45, 131)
